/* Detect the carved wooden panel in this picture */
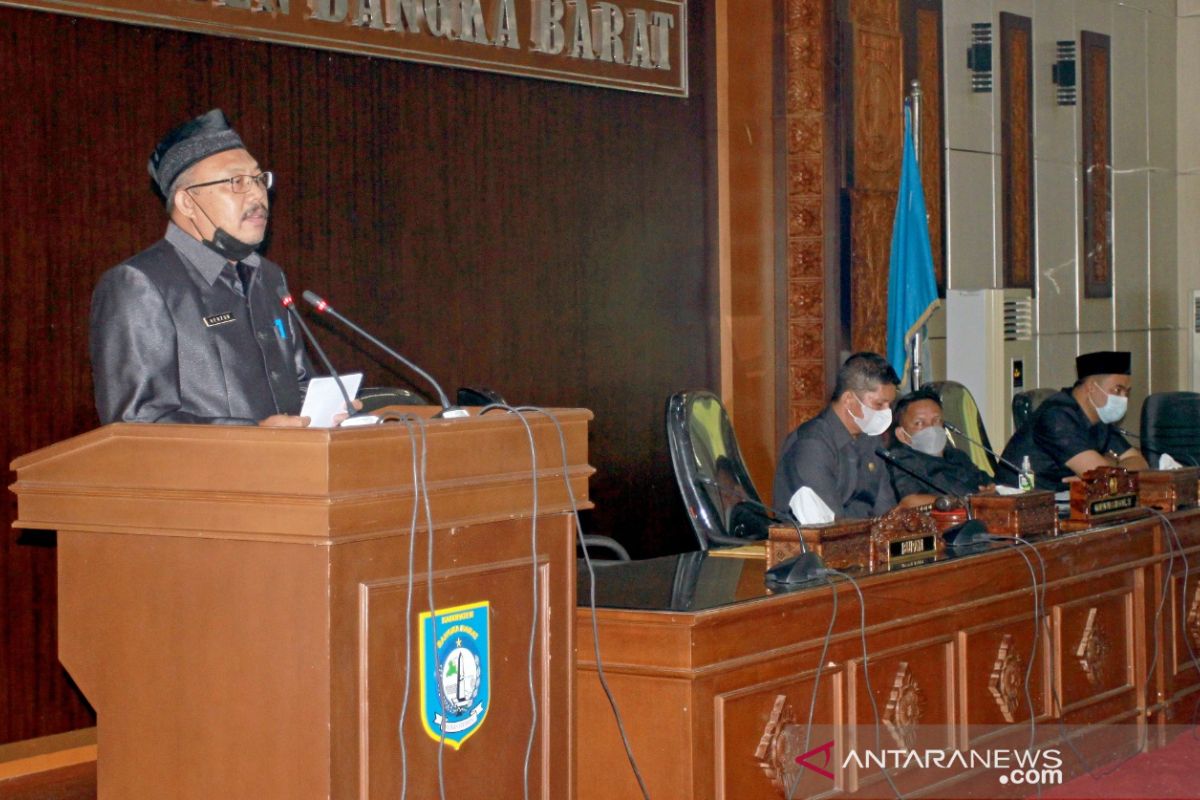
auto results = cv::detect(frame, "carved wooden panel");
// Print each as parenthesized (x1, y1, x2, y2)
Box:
(902, 0, 946, 292)
(848, 26, 903, 192)
(1075, 606, 1110, 687)
(716, 670, 845, 799)
(883, 661, 924, 749)
(961, 618, 1045, 745)
(988, 634, 1024, 723)
(1056, 592, 1132, 709)
(844, 1, 902, 357)
(1189, 584, 1200, 653)
(1081, 31, 1112, 299)
(851, 639, 954, 779)
(1001, 12, 1035, 292)
(851, 0, 899, 30)
(850, 189, 894, 354)
(784, 0, 831, 428)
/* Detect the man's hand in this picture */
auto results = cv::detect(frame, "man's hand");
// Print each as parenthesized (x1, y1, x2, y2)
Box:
(332, 400, 365, 427)
(259, 414, 310, 427)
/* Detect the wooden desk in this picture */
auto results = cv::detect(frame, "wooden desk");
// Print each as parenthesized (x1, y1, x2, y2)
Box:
(575, 512, 1200, 799)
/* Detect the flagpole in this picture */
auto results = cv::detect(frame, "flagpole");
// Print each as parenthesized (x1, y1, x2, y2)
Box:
(908, 79, 924, 390)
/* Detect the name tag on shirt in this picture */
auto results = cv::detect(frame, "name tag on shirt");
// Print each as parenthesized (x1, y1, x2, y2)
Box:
(203, 312, 236, 328)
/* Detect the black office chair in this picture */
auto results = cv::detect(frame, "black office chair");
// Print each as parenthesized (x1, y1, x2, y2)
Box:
(1012, 388, 1058, 430)
(920, 380, 997, 476)
(666, 390, 776, 551)
(1140, 391, 1200, 466)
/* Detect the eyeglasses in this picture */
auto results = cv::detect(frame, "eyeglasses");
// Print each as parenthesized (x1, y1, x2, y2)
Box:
(185, 171, 274, 194)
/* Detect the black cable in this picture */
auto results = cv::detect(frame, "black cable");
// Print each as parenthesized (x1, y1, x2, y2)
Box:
(490, 405, 653, 800)
(823, 568, 905, 800)
(411, 416, 448, 800)
(504, 408, 542, 800)
(396, 417, 421, 800)
(787, 574, 839, 800)
(987, 536, 1041, 763)
(1050, 509, 1186, 780)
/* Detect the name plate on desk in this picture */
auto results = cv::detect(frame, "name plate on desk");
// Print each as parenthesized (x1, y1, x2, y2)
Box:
(870, 508, 941, 569)
(766, 519, 872, 571)
(1137, 468, 1200, 512)
(969, 490, 1057, 537)
(1060, 467, 1145, 532)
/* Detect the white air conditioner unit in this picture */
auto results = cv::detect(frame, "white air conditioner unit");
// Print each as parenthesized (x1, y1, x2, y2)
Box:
(945, 289, 1036, 445)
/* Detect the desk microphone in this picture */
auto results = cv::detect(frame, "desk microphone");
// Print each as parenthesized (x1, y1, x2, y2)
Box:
(302, 291, 468, 419)
(695, 476, 809, 553)
(691, 480, 831, 583)
(943, 422, 1023, 474)
(874, 448, 991, 547)
(277, 289, 359, 421)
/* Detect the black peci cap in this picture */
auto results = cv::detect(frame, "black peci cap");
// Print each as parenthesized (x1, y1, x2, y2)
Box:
(1076, 350, 1132, 380)
(148, 109, 246, 198)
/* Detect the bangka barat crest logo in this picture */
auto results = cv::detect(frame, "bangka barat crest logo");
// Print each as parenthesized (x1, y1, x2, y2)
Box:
(419, 601, 491, 748)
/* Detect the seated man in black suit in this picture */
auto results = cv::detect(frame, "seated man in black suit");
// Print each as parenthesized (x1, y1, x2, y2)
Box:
(886, 389, 995, 505)
(998, 351, 1149, 492)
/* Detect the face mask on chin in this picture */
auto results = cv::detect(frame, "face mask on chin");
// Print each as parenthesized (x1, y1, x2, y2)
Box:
(1090, 383, 1128, 424)
(848, 393, 892, 437)
(186, 191, 263, 262)
(906, 424, 948, 456)
(203, 226, 259, 262)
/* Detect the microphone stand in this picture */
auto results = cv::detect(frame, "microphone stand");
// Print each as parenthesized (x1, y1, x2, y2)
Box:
(302, 291, 468, 419)
(277, 289, 362, 423)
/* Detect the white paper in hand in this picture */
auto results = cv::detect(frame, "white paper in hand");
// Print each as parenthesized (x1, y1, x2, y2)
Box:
(788, 486, 835, 525)
(300, 373, 363, 428)
(1159, 453, 1184, 470)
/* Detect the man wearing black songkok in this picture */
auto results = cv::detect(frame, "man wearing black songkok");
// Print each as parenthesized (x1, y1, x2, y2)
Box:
(90, 109, 312, 426)
(998, 351, 1148, 492)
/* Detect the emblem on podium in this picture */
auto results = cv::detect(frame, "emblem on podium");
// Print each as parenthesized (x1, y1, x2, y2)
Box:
(419, 600, 491, 748)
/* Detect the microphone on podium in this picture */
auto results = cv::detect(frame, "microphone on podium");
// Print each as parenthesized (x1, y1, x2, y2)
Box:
(277, 288, 360, 421)
(301, 290, 468, 419)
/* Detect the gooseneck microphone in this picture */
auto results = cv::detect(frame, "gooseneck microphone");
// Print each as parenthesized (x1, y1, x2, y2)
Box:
(874, 447, 973, 516)
(277, 288, 358, 420)
(301, 290, 467, 419)
(943, 422, 1023, 474)
(875, 447, 991, 547)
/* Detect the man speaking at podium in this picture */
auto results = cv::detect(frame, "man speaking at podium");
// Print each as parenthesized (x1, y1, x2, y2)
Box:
(998, 350, 1149, 492)
(90, 110, 312, 427)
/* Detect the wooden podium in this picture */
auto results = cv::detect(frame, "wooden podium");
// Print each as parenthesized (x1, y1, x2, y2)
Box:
(9, 410, 592, 799)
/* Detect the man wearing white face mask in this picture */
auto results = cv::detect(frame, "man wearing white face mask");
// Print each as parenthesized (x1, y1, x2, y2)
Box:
(886, 389, 995, 504)
(773, 352, 901, 519)
(998, 351, 1148, 492)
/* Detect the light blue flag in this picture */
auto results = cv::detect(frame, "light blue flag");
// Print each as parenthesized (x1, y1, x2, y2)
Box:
(886, 104, 940, 385)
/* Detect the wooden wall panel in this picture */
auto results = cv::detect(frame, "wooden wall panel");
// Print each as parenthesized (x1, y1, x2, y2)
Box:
(845, 2, 902, 356)
(1001, 12, 1035, 292)
(1081, 30, 1113, 299)
(0, 3, 714, 743)
(782, 0, 834, 430)
(902, 0, 946, 293)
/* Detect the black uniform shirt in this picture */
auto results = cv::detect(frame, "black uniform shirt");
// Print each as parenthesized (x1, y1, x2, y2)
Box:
(885, 441, 994, 500)
(90, 223, 311, 425)
(773, 406, 897, 519)
(997, 390, 1131, 492)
